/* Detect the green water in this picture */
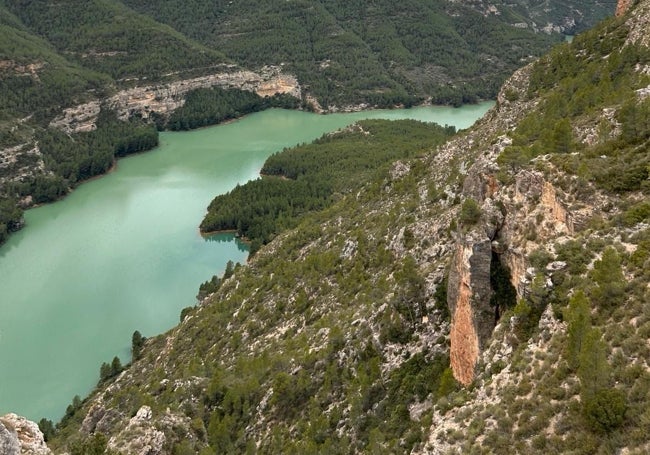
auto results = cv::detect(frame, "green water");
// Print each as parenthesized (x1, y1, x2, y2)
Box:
(0, 103, 492, 421)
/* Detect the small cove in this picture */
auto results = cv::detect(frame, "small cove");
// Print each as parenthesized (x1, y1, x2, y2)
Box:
(0, 103, 493, 421)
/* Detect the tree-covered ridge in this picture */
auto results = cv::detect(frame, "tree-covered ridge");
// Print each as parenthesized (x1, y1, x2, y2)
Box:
(43, 1, 650, 451)
(497, 15, 650, 195)
(50, 115, 462, 453)
(200, 119, 456, 253)
(120, 0, 605, 106)
(3, 0, 228, 82)
(3, 109, 158, 206)
(0, 7, 110, 128)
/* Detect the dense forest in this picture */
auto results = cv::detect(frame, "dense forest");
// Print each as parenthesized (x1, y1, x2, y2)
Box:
(200, 119, 456, 253)
(122, 0, 568, 106)
(167, 88, 301, 131)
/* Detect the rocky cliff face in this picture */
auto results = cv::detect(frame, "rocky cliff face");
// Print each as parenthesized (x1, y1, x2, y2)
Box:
(50, 65, 301, 134)
(447, 239, 491, 385)
(0, 414, 51, 455)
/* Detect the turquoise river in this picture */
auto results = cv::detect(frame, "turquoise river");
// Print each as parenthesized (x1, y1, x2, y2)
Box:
(0, 103, 492, 421)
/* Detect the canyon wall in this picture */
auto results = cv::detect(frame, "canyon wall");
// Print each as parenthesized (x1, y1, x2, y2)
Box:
(50, 66, 301, 134)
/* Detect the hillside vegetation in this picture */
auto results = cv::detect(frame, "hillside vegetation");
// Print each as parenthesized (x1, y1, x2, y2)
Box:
(42, 1, 650, 453)
(123, 0, 568, 106)
(0, 0, 613, 247)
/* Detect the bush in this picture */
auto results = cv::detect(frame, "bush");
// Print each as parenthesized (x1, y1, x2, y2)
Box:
(459, 199, 482, 226)
(583, 388, 627, 433)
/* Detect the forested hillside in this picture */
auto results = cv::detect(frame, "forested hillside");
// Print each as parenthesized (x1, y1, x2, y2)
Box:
(3, 0, 228, 82)
(122, 0, 572, 106)
(36, 1, 650, 452)
(0, 0, 613, 248)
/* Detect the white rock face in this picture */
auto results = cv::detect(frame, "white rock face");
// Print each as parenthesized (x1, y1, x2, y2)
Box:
(49, 66, 302, 134)
(0, 414, 52, 455)
(108, 406, 166, 455)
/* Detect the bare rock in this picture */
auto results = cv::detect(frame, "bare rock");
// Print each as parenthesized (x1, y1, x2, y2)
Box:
(0, 420, 20, 455)
(108, 406, 165, 455)
(0, 414, 51, 455)
(447, 237, 494, 385)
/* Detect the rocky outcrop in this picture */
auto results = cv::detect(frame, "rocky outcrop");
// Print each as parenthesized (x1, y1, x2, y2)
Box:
(0, 414, 51, 455)
(107, 406, 166, 455)
(50, 65, 301, 134)
(617, 0, 633, 16)
(625, 0, 650, 46)
(447, 238, 493, 385)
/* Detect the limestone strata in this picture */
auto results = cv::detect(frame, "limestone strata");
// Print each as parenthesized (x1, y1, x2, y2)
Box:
(50, 66, 301, 134)
(0, 414, 51, 455)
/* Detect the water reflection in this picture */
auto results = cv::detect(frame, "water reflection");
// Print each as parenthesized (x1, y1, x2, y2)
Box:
(204, 231, 249, 253)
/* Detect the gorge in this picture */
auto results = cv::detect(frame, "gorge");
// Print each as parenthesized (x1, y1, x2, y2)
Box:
(0, 104, 491, 423)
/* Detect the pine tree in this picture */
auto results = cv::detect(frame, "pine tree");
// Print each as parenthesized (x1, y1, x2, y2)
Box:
(565, 290, 591, 370)
(590, 247, 626, 308)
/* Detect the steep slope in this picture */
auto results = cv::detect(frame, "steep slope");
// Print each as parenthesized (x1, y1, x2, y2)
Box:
(44, 1, 650, 453)
(3, 0, 228, 82)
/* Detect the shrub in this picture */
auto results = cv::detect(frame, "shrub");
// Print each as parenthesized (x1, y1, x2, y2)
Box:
(583, 388, 627, 433)
(459, 199, 482, 226)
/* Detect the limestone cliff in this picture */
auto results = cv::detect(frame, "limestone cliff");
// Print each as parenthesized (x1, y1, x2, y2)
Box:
(0, 414, 51, 455)
(447, 239, 491, 385)
(50, 66, 301, 134)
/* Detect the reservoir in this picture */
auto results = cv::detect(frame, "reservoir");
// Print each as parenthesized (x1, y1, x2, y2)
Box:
(0, 103, 492, 421)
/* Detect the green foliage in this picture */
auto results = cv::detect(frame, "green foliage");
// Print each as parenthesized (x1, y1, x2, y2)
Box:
(38, 418, 55, 441)
(578, 327, 610, 403)
(392, 255, 427, 326)
(496, 146, 531, 174)
(4, 0, 226, 82)
(510, 19, 650, 194)
(622, 201, 650, 227)
(121, 0, 568, 106)
(99, 356, 124, 384)
(583, 388, 627, 434)
(556, 239, 594, 275)
(68, 433, 116, 455)
(59, 395, 82, 427)
(167, 88, 299, 131)
(589, 247, 626, 309)
(564, 290, 591, 370)
(201, 120, 455, 252)
(433, 272, 450, 320)
(131, 330, 146, 361)
(459, 198, 481, 226)
(270, 370, 314, 419)
(437, 368, 458, 397)
(528, 248, 553, 271)
(0, 196, 23, 245)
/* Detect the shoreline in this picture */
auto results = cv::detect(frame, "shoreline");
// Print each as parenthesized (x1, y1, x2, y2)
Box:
(2, 99, 494, 248)
(199, 228, 252, 245)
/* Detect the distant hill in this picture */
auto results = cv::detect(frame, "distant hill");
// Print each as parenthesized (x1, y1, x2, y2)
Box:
(122, 0, 591, 106)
